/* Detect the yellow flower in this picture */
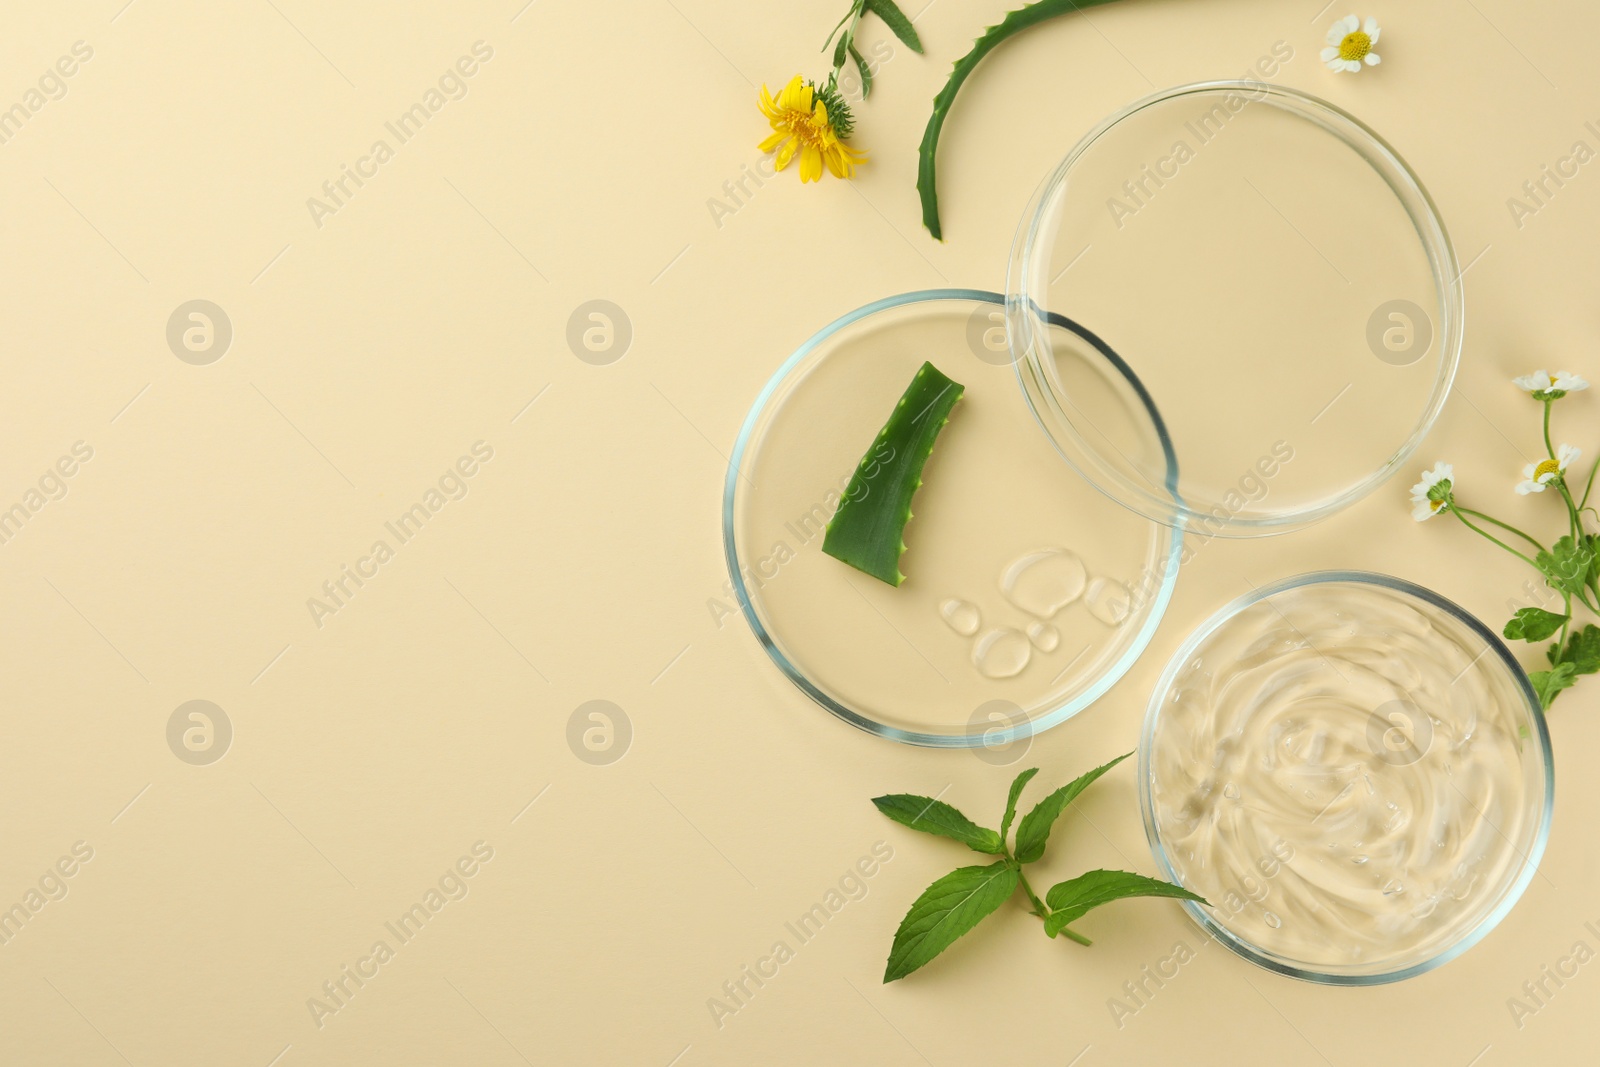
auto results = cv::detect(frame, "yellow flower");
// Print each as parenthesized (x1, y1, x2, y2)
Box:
(758, 75, 864, 182)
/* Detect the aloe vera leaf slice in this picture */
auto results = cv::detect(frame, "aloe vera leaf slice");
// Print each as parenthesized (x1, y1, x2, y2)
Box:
(822, 361, 965, 586)
(918, 0, 1122, 240)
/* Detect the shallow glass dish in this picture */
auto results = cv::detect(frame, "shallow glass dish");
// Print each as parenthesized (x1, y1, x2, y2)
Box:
(724, 290, 1181, 747)
(1007, 82, 1463, 534)
(1140, 571, 1553, 984)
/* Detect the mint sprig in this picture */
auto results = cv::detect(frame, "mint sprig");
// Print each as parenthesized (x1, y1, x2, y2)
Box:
(873, 755, 1206, 981)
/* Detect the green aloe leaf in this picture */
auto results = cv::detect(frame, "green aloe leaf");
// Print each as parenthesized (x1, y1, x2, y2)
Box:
(1042, 870, 1207, 941)
(1013, 753, 1129, 864)
(918, 0, 1122, 239)
(1505, 607, 1569, 642)
(865, 0, 924, 53)
(1000, 767, 1038, 843)
(822, 361, 964, 586)
(872, 794, 1004, 854)
(884, 862, 1018, 981)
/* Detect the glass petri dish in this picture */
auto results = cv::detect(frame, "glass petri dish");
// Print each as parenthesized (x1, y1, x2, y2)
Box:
(724, 290, 1181, 747)
(1140, 572, 1553, 984)
(1007, 82, 1462, 534)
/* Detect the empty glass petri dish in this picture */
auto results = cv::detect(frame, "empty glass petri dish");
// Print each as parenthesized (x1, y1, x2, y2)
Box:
(1008, 81, 1462, 534)
(723, 290, 1180, 746)
(1140, 572, 1553, 983)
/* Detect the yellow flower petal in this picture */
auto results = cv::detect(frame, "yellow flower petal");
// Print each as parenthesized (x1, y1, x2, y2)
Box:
(778, 75, 806, 111)
(800, 144, 823, 182)
(774, 136, 799, 170)
(759, 130, 787, 152)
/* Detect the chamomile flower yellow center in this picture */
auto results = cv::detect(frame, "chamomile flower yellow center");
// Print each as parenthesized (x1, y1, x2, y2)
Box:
(1338, 31, 1372, 62)
(1534, 458, 1562, 481)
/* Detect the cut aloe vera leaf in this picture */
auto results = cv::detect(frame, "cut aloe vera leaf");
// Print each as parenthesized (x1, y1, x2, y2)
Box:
(822, 361, 965, 587)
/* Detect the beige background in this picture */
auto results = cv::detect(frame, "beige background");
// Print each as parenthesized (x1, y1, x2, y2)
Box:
(2, 0, 1598, 1064)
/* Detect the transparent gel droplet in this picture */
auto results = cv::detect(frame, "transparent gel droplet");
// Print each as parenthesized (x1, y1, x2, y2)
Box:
(1263, 911, 1282, 929)
(1026, 621, 1060, 652)
(999, 549, 1086, 618)
(973, 628, 1031, 679)
(939, 598, 980, 636)
(1382, 879, 1405, 896)
(1085, 576, 1132, 625)
(1222, 783, 1240, 800)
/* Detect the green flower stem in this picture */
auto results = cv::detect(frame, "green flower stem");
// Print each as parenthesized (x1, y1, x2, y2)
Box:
(1543, 400, 1555, 458)
(1559, 479, 1581, 541)
(1014, 864, 1046, 914)
(1579, 457, 1600, 511)
(1455, 507, 1546, 552)
(1452, 508, 1540, 569)
(822, 0, 861, 50)
(1007, 850, 1092, 946)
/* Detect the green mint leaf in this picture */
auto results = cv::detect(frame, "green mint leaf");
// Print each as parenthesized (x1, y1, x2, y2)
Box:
(1529, 662, 1579, 709)
(1012, 753, 1130, 864)
(1557, 624, 1600, 674)
(849, 42, 873, 99)
(1505, 607, 1570, 642)
(1041, 870, 1207, 940)
(883, 862, 1017, 981)
(1536, 536, 1595, 597)
(1000, 767, 1038, 844)
(864, 0, 924, 53)
(872, 794, 1004, 854)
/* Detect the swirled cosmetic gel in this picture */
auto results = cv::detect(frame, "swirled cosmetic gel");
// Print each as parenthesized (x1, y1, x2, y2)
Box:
(1146, 578, 1548, 975)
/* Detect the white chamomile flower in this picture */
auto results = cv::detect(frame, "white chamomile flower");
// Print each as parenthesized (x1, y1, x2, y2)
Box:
(1513, 369, 1590, 400)
(1321, 15, 1381, 73)
(1516, 444, 1581, 495)
(1410, 461, 1454, 521)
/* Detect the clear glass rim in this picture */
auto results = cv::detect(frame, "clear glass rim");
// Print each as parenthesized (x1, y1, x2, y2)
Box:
(1007, 80, 1465, 536)
(722, 288, 1183, 747)
(1138, 569, 1555, 985)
